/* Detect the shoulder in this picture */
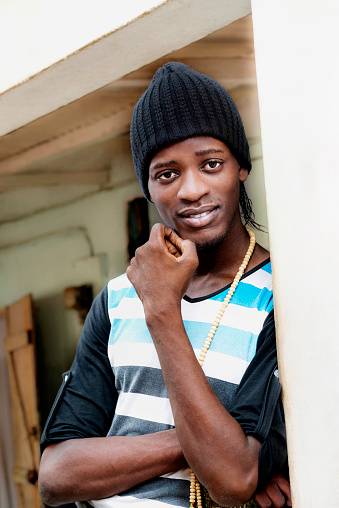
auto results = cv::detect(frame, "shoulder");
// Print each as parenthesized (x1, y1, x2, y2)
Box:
(81, 274, 133, 337)
(107, 273, 140, 322)
(241, 258, 273, 298)
(107, 273, 137, 307)
(107, 273, 132, 295)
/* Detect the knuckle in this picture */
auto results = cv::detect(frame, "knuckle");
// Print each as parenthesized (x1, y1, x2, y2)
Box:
(254, 492, 273, 508)
(134, 244, 148, 258)
(151, 223, 163, 235)
(269, 494, 285, 508)
(260, 499, 272, 508)
(126, 266, 132, 280)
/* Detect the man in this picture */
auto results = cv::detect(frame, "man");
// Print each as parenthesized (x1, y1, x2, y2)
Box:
(39, 62, 291, 508)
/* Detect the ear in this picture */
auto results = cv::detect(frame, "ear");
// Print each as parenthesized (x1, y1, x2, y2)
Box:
(239, 167, 248, 183)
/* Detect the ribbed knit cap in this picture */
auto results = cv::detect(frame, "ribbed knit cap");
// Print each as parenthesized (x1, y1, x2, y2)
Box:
(130, 62, 251, 200)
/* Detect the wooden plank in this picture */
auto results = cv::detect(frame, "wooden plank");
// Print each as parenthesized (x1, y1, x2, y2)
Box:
(13, 466, 38, 485)
(6, 347, 36, 469)
(15, 482, 40, 508)
(0, 170, 109, 189)
(123, 57, 256, 81)
(0, 106, 133, 176)
(6, 295, 34, 335)
(7, 345, 39, 469)
(172, 40, 254, 59)
(0, 89, 141, 161)
(5, 294, 41, 508)
(4, 331, 30, 353)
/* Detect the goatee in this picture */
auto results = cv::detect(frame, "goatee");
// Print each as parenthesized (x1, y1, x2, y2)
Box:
(195, 231, 227, 251)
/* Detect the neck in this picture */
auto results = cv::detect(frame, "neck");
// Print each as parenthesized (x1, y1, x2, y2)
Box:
(196, 222, 250, 276)
(186, 222, 252, 298)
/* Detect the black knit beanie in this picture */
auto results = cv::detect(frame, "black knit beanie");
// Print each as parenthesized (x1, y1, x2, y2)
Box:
(130, 62, 251, 200)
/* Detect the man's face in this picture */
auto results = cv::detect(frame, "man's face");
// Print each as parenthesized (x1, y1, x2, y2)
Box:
(148, 136, 248, 250)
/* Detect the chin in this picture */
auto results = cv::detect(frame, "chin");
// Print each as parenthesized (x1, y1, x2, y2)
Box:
(194, 232, 227, 251)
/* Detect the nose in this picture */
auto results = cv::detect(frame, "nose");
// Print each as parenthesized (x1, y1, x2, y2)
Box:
(177, 169, 209, 202)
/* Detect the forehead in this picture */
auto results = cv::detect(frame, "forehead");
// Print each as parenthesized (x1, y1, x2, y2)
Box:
(149, 136, 231, 169)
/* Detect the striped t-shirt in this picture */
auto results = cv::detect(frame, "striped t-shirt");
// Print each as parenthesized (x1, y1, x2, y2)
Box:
(87, 260, 273, 507)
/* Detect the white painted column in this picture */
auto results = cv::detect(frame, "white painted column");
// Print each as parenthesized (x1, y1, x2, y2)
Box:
(251, 1, 339, 506)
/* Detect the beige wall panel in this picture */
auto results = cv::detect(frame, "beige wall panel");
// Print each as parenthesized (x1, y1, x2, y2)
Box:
(252, 1, 339, 506)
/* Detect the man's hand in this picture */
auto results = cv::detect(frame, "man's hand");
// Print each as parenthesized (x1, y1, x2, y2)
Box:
(126, 223, 198, 313)
(254, 474, 292, 507)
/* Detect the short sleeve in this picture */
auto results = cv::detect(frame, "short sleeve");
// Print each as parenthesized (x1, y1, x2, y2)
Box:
(40, 285, 118, 454)
(229, 310, 288, 490)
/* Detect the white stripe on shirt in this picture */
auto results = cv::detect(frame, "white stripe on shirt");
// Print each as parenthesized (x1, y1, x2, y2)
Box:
(241, 269, 272, 290)
(115, 392, 175, 426)
(89, 495, 175, 507)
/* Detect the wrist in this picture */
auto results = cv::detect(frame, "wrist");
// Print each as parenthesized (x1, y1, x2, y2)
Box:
(144, 299, 183, 330)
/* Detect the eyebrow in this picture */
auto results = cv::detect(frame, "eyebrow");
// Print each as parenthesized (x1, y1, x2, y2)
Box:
(194, 149, 224, 156)
(150, 160, 177, 171)
(150, 149, 225, 171)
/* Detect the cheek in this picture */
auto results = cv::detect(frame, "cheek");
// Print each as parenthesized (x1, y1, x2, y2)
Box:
(151, 197, 175, 226)
(156, 206, 173, 226)
(148, 183, 174, 216)
(219, 176, 240, 200)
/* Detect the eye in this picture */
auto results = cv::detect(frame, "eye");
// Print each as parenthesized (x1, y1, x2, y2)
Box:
(203, 160, 222, 171)
(157, 170, 178, 181)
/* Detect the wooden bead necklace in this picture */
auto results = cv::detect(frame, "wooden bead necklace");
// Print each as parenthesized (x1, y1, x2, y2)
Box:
(189, 228, 256, 508)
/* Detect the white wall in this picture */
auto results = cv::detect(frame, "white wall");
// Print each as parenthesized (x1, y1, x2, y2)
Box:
(252, 0, 339, 506)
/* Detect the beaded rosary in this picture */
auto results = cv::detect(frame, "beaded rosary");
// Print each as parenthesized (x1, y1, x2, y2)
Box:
(189, 228, 256, 508)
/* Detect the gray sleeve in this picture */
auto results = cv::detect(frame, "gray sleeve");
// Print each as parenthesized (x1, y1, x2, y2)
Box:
(40, 285, 117, 454)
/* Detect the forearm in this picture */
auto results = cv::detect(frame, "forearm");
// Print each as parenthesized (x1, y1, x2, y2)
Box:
(146, 311, 260, 506)
(39, 429, 186, 506)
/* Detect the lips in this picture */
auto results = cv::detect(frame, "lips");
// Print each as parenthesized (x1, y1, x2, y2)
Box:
(178, 205, 218, 228)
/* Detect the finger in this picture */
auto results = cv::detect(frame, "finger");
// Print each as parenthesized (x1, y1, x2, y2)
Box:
(150, 223, 197, 264)
(149, 224, 182, 255)
(254, 490, 272, 508)
(165, 239, 181, 258)
(164, 226, 185, 256)
(271, 475, 292, 506)
(264, 481, 286, 508)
